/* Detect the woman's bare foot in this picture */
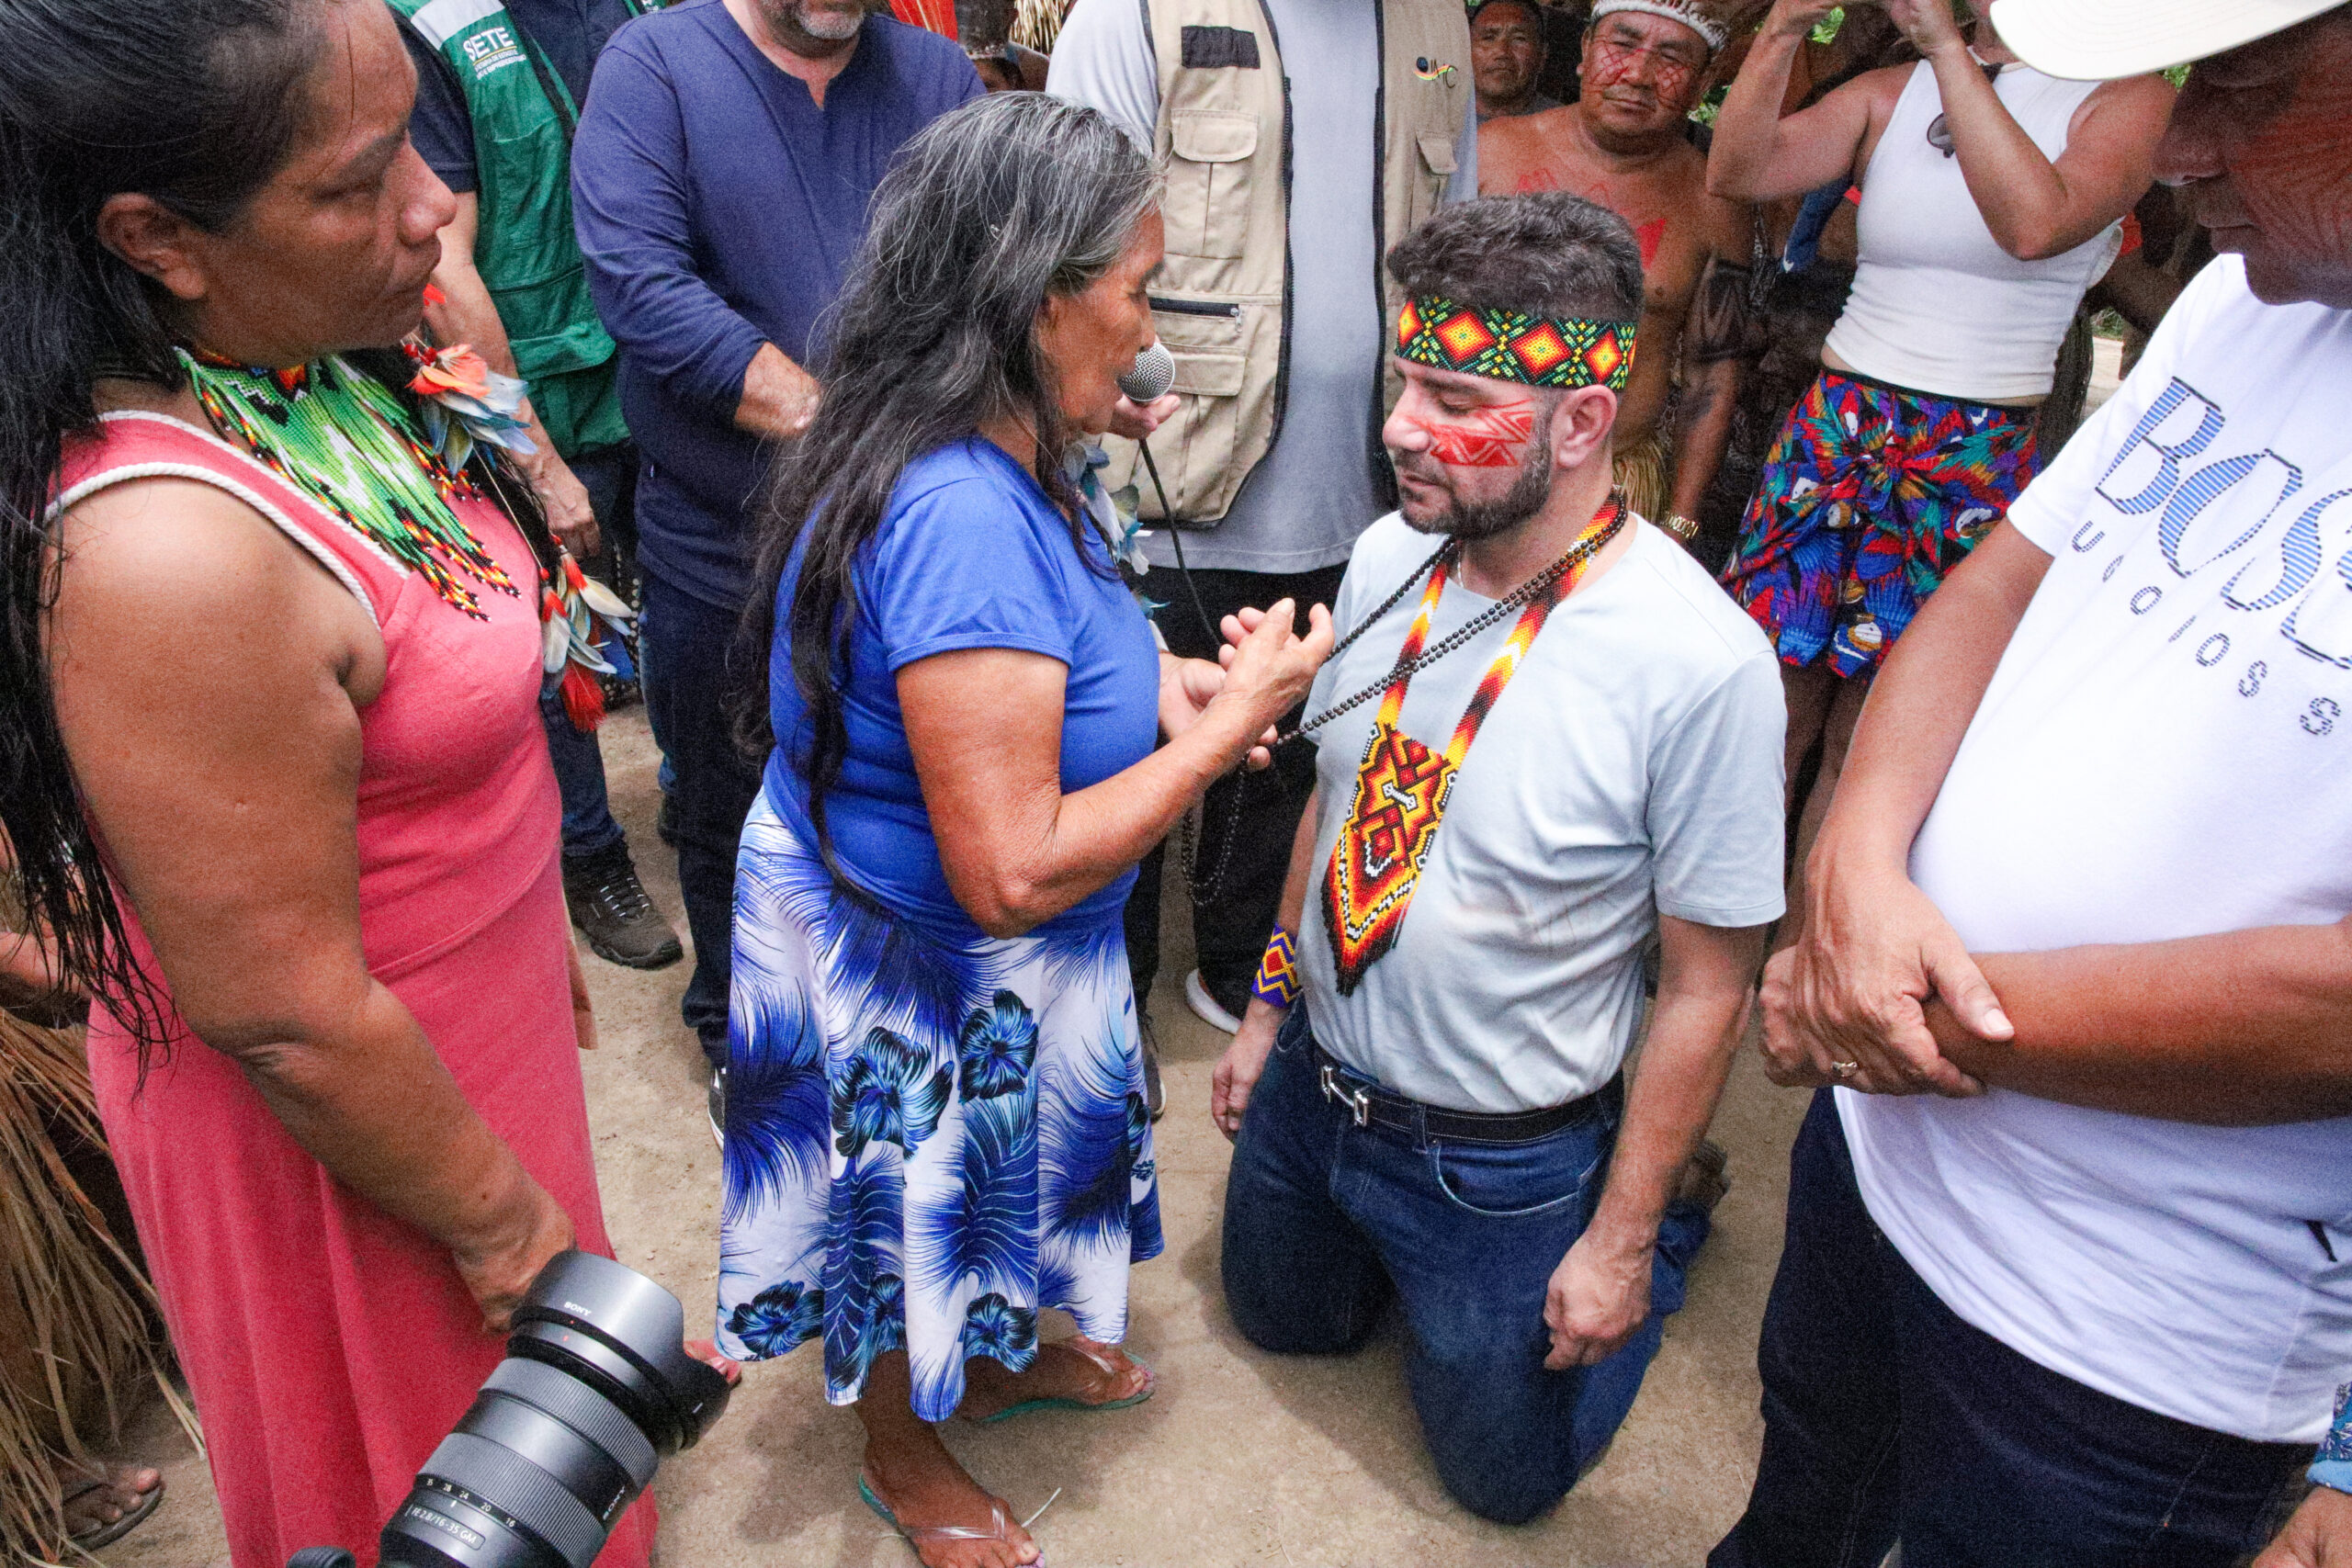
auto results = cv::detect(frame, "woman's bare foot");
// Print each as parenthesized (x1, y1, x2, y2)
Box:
(858, 1349, 1039, 1568)
(957, 1337, 1151, 1420)
(60, 1463, 163, 1544)
(862, 1427, 1039, 1568)
(685, 1338, 742, 1384)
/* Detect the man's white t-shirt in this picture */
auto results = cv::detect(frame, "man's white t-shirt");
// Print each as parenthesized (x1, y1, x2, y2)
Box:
(1843, 254, 2352, 1444)
(1300, 515, 1786, 1113)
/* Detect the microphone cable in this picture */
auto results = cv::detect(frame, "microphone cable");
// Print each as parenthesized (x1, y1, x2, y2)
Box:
(1138, 443, 1220, 649)
(1119, 340, 1220, 649)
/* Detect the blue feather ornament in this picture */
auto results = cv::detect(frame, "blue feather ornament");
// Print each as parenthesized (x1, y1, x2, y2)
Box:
(822, 1154, 909, 1400)
(1040, 1011, 1138, 1255)
(721, 982, 831, 1224)
(760, 833, 1000, 1043)
(907, 1093, 1041, 1312)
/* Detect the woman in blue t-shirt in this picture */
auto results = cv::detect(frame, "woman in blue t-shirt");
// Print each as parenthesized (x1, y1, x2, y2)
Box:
(716, 93, 1330, 1564)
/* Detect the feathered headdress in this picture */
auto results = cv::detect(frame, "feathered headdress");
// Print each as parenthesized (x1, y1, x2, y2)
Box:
(1589, 0, 1732, 54)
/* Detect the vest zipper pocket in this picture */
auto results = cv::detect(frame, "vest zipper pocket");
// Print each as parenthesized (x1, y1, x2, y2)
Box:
(1148, 296, 1242, 318)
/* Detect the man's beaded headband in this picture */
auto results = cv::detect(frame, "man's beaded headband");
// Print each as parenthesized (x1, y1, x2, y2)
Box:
(1589, 0, 1729, 53)
(1396, 295, 1637, 393)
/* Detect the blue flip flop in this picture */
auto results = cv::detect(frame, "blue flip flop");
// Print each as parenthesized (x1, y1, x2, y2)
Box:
(970, 1337, 1155, 1426)
(859, 1471, 1042, 1564)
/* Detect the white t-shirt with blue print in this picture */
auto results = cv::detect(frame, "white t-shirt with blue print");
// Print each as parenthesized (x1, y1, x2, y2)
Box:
(1843, 255, 2352, 1444)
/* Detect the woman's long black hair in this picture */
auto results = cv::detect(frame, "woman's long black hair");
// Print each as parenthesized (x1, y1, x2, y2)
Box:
(0, 0, 327, 1043)
(0, 0, 564, 1047)
(736, 92, 1159, 877)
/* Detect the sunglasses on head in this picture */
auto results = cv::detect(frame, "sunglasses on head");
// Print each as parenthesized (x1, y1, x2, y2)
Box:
(1926, 60, 2006, 156)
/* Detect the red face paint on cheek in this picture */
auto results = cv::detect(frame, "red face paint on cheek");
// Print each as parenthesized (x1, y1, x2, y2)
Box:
(1408, 400, 1535, 468)
(1588, 38, 1698, 103)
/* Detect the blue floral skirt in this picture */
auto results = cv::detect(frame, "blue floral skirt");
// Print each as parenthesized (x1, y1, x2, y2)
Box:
(714, 795, 1162, 1421)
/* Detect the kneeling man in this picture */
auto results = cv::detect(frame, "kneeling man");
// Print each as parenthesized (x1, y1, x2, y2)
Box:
(1211, 193, 1785, 1525)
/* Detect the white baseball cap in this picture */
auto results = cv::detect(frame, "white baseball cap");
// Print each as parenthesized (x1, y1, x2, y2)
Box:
(1987, 0, 2346, 79)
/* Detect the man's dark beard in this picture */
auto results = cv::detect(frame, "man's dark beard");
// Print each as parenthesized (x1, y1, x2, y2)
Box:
(763, 0, 865, 45)
(1402, 412, 1555, 541)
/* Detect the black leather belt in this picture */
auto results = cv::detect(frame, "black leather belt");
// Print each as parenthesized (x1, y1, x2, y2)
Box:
(1308, 1040, 1620, 1145)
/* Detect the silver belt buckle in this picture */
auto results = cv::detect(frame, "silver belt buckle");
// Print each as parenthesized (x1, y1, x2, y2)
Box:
(1318, 1062, 1372, 1127)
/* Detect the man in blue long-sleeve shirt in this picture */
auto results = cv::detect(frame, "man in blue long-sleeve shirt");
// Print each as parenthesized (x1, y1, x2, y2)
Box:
(573, 0, 980, 1100)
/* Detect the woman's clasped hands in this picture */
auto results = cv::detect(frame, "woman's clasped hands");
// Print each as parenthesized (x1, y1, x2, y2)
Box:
(1759, 0, 1962, 54)
(1159, 597, 1335, 771)
(1217, 598, 1336, 765)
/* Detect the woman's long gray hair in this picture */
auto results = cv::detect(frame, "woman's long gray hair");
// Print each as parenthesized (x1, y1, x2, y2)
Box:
(738, 91, 1158, 879)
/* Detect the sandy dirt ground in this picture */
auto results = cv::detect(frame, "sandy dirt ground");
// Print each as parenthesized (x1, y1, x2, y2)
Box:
(93, 706, 1814, 1568)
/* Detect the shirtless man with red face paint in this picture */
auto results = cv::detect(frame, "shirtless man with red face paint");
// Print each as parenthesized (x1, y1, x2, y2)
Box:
(1478, 0, 1754, 536)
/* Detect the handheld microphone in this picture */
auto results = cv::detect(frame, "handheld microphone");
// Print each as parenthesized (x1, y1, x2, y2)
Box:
(1113, 339, 1215, 644)
(1118, 340, 1176, 404)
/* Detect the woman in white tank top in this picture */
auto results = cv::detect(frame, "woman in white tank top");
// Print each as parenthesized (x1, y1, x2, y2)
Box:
(1702, 0, 2171, 939)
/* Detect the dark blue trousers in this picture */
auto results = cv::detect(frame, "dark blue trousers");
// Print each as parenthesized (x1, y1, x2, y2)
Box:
(1220, 1004, 1709, 1525)
(638, 569, 762, 1066)
(1711, 1090, 2310, 1568)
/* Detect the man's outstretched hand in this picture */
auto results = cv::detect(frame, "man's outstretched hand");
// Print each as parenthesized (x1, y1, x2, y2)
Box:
(1758, 852, 2008, 1099)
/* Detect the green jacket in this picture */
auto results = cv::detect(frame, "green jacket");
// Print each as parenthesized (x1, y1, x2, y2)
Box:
(392, 0, 660, 457)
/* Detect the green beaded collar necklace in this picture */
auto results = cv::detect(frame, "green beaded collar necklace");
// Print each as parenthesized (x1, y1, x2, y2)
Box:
(176, 350, 519, 618)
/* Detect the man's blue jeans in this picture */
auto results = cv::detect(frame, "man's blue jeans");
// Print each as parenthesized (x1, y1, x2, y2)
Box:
(1710, 1090, 2310, 1568)
(638, 570, 763, 1067)
(537, 444, 639, 860)
(540, 682, 625, 859)
(1221, 1003, 1710, 1525)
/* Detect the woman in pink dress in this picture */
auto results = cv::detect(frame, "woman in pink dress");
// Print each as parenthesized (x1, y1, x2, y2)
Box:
(0, 0, 660, 1562)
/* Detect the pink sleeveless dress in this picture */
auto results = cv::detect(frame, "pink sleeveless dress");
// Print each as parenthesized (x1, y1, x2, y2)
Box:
(65, 412, 657, 1568)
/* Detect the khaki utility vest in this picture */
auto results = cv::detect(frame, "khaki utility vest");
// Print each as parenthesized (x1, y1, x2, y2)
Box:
(1101, 0, 1472, 524)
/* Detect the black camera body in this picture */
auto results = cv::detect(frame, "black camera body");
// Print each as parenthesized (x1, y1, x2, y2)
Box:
(290, 1251, 730, 1568)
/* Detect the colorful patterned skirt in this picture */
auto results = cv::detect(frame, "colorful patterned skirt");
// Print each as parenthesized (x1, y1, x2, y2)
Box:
(1721, 369, 2042, 676)
(714, 795, 1162, 1422)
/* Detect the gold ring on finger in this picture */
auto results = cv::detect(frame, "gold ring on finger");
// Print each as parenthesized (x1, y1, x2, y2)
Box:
(1831, 1059, 1860, 1079)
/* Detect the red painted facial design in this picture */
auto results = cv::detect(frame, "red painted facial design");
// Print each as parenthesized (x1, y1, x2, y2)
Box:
(1408, 400, 1535, 468)
(1588, 35, 1699, 107)
(1515, 167, 1561, 193)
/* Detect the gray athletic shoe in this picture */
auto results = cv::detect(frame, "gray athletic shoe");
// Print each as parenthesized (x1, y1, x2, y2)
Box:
(563, 841, 684, 970)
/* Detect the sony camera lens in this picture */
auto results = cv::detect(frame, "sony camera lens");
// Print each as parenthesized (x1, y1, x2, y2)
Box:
(373, 1252, 731, 1568)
